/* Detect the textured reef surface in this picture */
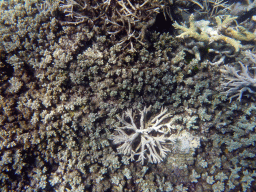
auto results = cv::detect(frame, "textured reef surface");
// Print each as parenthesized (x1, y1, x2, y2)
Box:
(0, 0, 256, 191)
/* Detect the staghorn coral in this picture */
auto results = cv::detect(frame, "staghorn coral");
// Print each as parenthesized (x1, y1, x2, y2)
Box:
(173, 14, 245, 52)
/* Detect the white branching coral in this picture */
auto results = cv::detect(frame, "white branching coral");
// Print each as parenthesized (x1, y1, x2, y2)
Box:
(220, 61, 256, 101)
(111, 106, 177, 164)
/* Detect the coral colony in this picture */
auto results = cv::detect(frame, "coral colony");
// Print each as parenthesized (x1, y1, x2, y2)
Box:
(221, 60, 256, 102)
(111, 106, 199, 165)
(0, 0, 256, 191)
(112, 106, 174, 165)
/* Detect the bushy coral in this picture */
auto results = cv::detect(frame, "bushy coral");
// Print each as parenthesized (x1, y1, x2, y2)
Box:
(59, 0, 161, 52)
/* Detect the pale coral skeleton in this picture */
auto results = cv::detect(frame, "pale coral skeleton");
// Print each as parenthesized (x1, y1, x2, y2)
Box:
(111, 106, 177, 164)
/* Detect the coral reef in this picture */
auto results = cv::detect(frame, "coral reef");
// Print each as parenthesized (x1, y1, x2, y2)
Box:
(0, 0, 256, 191)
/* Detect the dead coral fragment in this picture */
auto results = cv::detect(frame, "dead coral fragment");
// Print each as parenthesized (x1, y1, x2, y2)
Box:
(220, 62, 256, 102)
(173, 14, 243, 52)
(226, 26, 256, 42)
(173, 14, 209, 41)
(111, 106, 175, 164)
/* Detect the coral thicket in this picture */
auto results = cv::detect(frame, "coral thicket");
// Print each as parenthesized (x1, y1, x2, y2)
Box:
(0, 0, 256, 191)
